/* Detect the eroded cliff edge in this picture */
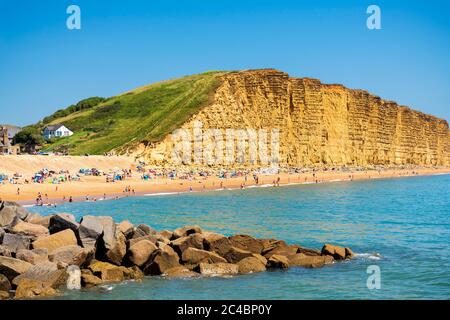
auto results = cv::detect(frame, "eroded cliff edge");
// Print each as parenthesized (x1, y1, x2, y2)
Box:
(134, 69, 450, 167)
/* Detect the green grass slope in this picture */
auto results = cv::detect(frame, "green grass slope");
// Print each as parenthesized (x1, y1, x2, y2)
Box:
(40, 71, 227, 155)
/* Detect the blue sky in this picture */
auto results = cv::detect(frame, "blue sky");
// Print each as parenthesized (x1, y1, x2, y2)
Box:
(0, 0, 449, 126)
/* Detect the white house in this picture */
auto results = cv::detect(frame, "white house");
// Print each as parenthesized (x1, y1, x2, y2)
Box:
(43, 124, 73, 140)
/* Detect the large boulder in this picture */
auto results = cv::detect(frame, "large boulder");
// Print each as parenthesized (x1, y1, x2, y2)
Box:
(229, 235, 263, 254)
(237, 256, 266, 273)
(0, 256, 32, 281)
(88, 261, 125, 282)
(48, 214, 79, 234)
(345, 247, 355, 259)
(14, 279, 58, 299)
(127, 239, 157, 267)
(87, 261, 141, 282)
(12, 221, 49, 238)
(170, 233, 204, 256)
(223, 246, 254, 263)
(0, 202, 22, 227)
(181, 247, 227, 265)
(79, 216, 126, 265)
(0, 201, 29, 220)
(143, 245, 180, 275)
(0, 274, 11, 292)
(288, 253, 334, 268)
(160, 230, 173, 240)
(117, 220, 134, 238)
(80, 269, 102, 288)
(122, 266, 144, 281)
(96, 216, 115, 246)
(172, 225, 202, 239)
(48, 245, 94, 267)
(195, 262, 238, 276)
(203, 233, 233, 256)
(99, 227, 127, 266)
(263, 244, 298, 259)
(296, 246, 322, 256)
(32, 229, 78, 253)
(24, 212, 41, 223)
(16, 248, 49, 265)
(1, 233, 31, 253)
(128, 234, 159, 247)
(0, 206, 19, 228)
(162, 266, 198, 278)
(260, 239, 288, 254)
(26, 215, 52, 228)
(321, 244, 349, 260)
(155, 233, 171, 245)
(131, 224, 158, 238)
(12, 261, 68, 289)
(77, 216, 104, 248)
(251, 254, 268, 266)
(266, 254, 290, 269)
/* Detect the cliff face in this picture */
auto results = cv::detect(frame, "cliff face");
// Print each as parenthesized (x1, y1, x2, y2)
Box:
(136, 69, 450, 167)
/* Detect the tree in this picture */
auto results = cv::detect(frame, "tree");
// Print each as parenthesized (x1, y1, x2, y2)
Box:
(13, 127, 44, 146)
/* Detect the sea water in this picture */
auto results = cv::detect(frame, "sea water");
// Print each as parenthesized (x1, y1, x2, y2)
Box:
(29, 174, 450, 299)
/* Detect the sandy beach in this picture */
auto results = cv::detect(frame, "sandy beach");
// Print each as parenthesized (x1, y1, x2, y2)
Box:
(0, 155, 448, 204)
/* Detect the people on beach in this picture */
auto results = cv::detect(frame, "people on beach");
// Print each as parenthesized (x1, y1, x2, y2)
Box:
(35, 193, 43, 206)
(4, 163, 444, 205)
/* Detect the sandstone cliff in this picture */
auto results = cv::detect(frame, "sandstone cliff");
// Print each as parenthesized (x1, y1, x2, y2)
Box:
(132, 69, 450, 168)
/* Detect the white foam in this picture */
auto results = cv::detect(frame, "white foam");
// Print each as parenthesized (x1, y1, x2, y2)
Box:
(431, 172, 450, 176)
(355, 253, 382, 260)
(144, 192, 181, 196)
(98, 285, 115, 292)
(246, 184, 273, 188)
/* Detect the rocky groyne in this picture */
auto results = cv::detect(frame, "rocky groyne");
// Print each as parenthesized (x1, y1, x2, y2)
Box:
(0, 200, 354, 299)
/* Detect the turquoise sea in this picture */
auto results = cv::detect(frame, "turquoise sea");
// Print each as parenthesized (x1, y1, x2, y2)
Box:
(29, 174, 450, 300)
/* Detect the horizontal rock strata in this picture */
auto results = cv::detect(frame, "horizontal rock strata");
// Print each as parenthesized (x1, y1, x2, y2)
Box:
(139, 69, 450, 167)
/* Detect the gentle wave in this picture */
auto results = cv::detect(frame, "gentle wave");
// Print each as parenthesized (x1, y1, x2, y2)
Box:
(355, 253, 382, 260)
(144, 192, 183, 196)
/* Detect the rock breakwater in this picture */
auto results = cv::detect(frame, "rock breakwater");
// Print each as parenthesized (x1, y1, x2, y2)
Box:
(0, 200, 354, 299)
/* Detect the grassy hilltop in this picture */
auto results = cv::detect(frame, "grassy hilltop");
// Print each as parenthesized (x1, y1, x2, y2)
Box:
(34, 71, 226, 155)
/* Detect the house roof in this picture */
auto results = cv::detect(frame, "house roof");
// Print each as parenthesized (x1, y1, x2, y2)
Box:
(45, 124, 64, 131)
